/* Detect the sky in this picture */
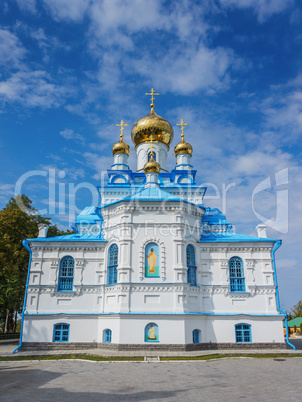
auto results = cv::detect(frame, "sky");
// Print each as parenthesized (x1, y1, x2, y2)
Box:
(0, 0, 301, 311)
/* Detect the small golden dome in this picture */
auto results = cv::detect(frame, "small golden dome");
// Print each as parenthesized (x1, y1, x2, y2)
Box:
(144, 155, 160, 174)
(131, 107, 174, 150)
(174, 137, 193, 156)
(112, 135, 130, 156)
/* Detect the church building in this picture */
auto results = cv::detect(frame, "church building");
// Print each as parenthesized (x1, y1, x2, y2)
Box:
(19, 90, 286, 351)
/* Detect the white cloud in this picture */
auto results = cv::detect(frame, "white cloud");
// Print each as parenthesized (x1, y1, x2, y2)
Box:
(0, 70, 75, 108)
(41, 0, 90, 21)
(130, 45, 234, 94)
(60, 129, 86, 144)
(219, 0, 294, 22)
(0, 28, 26, 68)
(83, 152, 113, 180)
(15, 0, 37, 14)
(0, 183, 14, 202)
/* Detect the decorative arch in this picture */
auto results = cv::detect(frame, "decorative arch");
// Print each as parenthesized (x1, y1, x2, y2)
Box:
(145, 323, 159, 342)
(139, 238, 166, 280)
(111, 174, 127, 184)
(58, 256, 74, 291)
(177, 174, 193, 184)
(229, 256, 245, 292)
(148, 151, 156, 161)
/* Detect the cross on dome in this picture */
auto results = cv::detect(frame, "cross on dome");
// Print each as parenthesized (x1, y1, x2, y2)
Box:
(145, 88, 159, 109)
(176, 118, 188, 141)
(116, 120, 128, 140)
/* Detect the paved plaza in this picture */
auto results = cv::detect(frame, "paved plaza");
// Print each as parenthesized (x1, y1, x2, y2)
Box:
(0, 357, 301, 401)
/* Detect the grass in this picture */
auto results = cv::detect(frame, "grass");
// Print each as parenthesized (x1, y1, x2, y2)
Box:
(0, 353, 302, 362)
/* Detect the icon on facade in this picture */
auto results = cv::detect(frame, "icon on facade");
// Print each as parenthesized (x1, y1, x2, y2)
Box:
(145, 243, 159, 277)
(145, 323, 159, 342)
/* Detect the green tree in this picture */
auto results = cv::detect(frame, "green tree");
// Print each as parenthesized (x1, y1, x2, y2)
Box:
(47, 225, 74, 237)
(0, 194, 73, 333)
(290, 300, 302, 319)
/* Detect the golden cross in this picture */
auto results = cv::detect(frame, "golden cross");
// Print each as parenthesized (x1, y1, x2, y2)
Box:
(145, 88, 159, 107)
(176, 118, 188, 140)
(116, 120, 128, 139)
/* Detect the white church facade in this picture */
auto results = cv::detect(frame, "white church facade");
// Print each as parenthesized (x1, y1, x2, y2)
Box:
(18, 91, 287, 351)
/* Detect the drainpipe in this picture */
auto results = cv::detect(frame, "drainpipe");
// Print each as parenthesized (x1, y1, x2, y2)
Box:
(272, 240, 295, 350)
(13, 240, 32, 353)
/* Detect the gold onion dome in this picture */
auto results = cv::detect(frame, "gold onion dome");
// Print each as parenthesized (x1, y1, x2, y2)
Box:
(174, 135, 193, 156)
(112, 136, 130, 156)
(174, 118, 192, 156)
(112, 120, 130, 156)
(131, 106, 174, 149)
(144, 153, 160, 174)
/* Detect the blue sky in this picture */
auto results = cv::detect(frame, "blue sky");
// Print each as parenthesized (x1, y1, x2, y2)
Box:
(0, 0, 301, 311)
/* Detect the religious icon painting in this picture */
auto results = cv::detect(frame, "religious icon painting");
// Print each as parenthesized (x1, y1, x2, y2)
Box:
(145, 323, 159, 342)
(145, 243, 160, 277)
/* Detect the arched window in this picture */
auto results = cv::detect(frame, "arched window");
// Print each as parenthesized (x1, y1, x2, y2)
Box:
(187, 245, 197, 286)
(108, 244, 118, 285)
(145, 323, 159, 342)
(148, 151, 156, 161)
(235, 324, 252, 343)
(58, 256, 74, 291)
(229, 257, 245, 292)
(53, 323, 70, 342)
(104, 329, 112, 343)
(193, 329, 200, 344)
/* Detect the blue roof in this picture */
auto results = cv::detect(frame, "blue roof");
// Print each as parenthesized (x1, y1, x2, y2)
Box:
(28, 233, 106, 242)
(102, 186, 204, 209)
(199, 231, 278, 243)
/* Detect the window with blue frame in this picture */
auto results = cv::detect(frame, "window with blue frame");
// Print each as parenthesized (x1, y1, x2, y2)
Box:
(53, 323, 70, 342)
(58, 256, 74, 291)
(235, 324, 251, 343)
(187, 244, 197, 285)
(193, 329, 200, 344)
(148, 151, 156, 161)
(107, 244, 118, 285)
(229, 256, 245, 292)
(104, 329, 112, 343)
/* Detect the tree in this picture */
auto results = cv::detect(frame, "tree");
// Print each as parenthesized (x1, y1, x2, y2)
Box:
(0, 194, 73, 333)
(47, 225, 74, 237)
(290, 300, 302, 319)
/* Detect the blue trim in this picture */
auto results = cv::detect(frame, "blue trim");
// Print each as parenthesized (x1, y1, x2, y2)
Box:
(272, 240, 295, 350)
(13, 240, 32, 353)
(57, 256, 74, 291)
(229, 256, 245, 292)
(111, 163, 129, 168)
(175, 163, 193, 168)
(177, 174, 194, 184)
(24, 312, 284, 317)
(235, 323, 252, 343)
(53, 323, 70, 342)
(104, 328, 112, 343)
(109, 174, 128, 184)
(193, 329, 200, 343)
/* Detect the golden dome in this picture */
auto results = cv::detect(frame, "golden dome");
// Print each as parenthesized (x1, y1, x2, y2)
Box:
(174, 136, 193, 156)
(144, 154, 160, 174)
(131, 107, 174, 149)
(112, 135, 130, 156)
(174, 119, 192, 156)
